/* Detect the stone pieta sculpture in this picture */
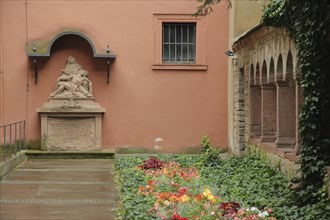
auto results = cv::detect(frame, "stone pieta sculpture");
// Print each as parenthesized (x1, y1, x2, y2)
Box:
(50, 56, 93, 98)
(38, 55, 105, 151)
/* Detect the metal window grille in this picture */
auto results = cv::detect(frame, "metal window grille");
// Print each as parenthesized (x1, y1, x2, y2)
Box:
(162, 23, 196, 63)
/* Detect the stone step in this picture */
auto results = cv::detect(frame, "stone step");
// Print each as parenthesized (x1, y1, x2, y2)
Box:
(1, 159, 118, 220)
(26, 150, 115, 159)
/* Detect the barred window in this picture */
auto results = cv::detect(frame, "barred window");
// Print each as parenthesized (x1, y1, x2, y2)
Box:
(162, 23, 196, 63)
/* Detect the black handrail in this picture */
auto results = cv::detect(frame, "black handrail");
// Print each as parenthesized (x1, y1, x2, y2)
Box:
(0, 121, 26, 162)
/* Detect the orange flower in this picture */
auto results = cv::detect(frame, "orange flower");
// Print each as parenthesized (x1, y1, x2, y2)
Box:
(169, 194, 179, 202)
(159, 192, 168, 200)
(195, 194, 203, 201)
(147, 179, 154, 185)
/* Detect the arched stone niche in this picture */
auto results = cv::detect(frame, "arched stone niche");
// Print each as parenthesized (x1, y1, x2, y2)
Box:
(27, 30, 116, 58)
(30, 30, 114, 151)
(27, 30, 116, 83)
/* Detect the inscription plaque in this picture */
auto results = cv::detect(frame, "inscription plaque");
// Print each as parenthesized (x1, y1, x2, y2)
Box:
(46, 118, 96, 151)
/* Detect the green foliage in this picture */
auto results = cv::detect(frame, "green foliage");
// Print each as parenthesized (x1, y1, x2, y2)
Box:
(194, 0, 231, 16)
(262, 0, 330, 204)
(115, 156, 157, 219)
(115, 155, 330, 219)
(199, 135, 223, 166)
(201, 134, 211, 153)
(199, 155, 330, 219)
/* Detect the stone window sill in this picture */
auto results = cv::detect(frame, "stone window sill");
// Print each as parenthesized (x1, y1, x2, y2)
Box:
(152, 64, 208, 71)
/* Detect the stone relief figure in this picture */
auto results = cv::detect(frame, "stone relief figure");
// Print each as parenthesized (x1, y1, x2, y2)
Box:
(50, 56, 93, 98)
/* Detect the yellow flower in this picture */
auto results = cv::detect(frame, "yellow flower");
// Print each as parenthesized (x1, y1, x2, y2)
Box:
(203, 188, 217, 203)
(207, 194, 215, 200)
(181, 194, 190, 203)
(208, 194, 217, 203)
(162, 167, 169, 175)
(202, 188, 212, 197)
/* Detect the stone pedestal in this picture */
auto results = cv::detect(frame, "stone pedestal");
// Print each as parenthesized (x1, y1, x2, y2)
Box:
(37, 98, 105, 151)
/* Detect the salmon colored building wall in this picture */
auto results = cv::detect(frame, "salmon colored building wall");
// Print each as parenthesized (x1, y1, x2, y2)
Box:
(0, 0, 229, 152)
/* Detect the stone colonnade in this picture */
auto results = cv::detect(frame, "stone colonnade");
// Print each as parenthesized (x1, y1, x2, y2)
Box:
(231, 25, 302, 155)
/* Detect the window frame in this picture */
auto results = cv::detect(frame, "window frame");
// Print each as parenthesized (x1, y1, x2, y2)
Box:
(162, 23, 196, 64)
(152, 14, 207, 71)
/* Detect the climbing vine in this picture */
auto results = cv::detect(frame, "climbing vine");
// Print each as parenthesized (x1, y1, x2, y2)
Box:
(194, 0, 231, 15)
(262, 0, 330, 204)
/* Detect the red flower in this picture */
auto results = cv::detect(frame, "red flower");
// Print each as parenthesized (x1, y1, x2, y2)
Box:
(138, 186, 144, 192)
(194, 194, 203, 201)
(178, 187, 187, 196)
(172, 212, 188, 220)
(138, 156, 164, 170)
(219, 202, 241, 216)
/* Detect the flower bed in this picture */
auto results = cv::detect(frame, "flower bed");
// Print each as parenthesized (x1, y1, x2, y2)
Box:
(115, 154, 330, 219)
(136, 156, 275, 220)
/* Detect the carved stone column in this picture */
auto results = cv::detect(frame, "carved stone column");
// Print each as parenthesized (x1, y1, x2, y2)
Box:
(275, 80, 296, 148)
(261, 83, 277, 142)
(250, 85, 261, 138)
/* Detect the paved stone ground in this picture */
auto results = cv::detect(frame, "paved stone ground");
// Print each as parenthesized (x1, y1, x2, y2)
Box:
(0, 159, 119, 220)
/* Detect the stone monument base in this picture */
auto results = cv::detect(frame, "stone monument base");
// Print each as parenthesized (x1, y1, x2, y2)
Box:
(37, 98, 105, 151)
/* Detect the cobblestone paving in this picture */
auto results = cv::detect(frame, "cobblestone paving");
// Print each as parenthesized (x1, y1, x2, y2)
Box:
(0, 159, 119, 220)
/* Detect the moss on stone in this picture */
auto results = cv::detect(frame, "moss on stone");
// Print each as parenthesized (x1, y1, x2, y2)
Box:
(27, 40, 49, 55)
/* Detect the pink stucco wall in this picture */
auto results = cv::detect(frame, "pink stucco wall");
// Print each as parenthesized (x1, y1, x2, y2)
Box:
(1, 0, 229, 152)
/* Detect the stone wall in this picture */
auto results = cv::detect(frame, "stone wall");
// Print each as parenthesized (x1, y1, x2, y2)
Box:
(231, 25, 302, 161)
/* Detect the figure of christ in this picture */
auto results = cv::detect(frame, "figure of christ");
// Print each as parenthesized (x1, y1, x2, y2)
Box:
(50, 70, 92, 98)
(50, 56, 93, 98)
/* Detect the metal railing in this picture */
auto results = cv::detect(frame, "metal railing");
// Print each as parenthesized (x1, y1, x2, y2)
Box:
(0, 121, 26, 162)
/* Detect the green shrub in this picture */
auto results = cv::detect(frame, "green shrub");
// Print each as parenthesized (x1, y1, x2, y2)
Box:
(199, 135, 222, 166)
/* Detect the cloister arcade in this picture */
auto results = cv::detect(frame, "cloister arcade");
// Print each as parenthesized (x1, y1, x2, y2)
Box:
(232, 25, 303, 160)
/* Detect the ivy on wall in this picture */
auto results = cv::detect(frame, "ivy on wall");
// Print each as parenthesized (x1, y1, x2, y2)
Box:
(262, 0, 330, 204)
(195, 0, 330, 204)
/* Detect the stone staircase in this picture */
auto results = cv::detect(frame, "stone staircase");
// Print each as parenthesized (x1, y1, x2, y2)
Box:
(0, 158, 119, 220)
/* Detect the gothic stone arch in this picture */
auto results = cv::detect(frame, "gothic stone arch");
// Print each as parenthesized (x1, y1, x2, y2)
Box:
(231, 25, 301, 157)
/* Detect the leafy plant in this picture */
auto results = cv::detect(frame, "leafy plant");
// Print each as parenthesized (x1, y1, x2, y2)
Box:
(115, 156, 157, 219)
(194, 0, 232, 16)
(201, 134, 211, 153)
(199, 135, 222, 166)
(262, 0, 330, 204)
(196, 0, 330, 205)
(138, 156, 164, 170)
(115, 155, 330, 219)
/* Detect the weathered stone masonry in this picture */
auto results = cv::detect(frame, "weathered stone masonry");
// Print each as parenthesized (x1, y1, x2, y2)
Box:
(231, 25, 302, 160)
